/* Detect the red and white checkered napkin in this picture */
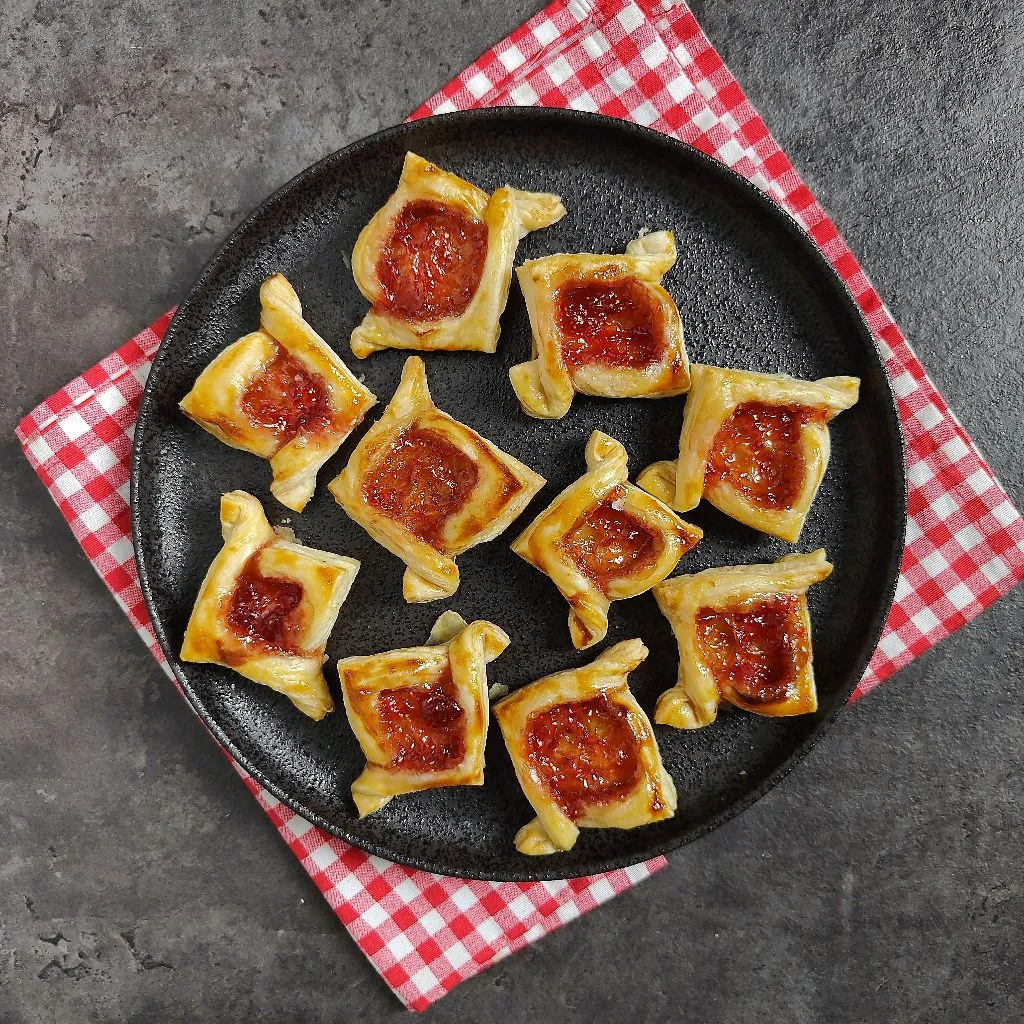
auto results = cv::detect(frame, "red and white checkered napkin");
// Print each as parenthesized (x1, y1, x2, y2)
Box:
(16, 0, 1024, 1010)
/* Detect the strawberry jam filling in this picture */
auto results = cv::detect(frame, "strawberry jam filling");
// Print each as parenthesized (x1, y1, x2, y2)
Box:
(561, 488, 660, 594)
(525, 693, 641, 821)
(694, 594, 809, 703)
(376, 199, 488, 321)
(362, 426, 480, 550)
(240, 345, 330, 441)
(705, 402, 826, 510)
(557, 277, 665, 370)
(226, 553, 305, 653)
(375, 667, 466, 772)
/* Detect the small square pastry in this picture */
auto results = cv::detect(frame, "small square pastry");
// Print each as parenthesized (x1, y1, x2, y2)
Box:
(512, 430, 703, 650)
(180, 490, 360, 721)
(329, 356, 546, 603)
(349, 151, 565, 358)
(652, 549, 833, 729)
(494, 639, 676, 856)
(179, 274, 376, 512)
(338, 611, 510, 816)
(637, 364, 860, 542)
(509, 231, 690, 419)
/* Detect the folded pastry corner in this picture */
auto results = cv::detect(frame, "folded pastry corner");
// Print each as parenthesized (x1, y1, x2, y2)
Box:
(509, 230, 690, 419)
(512, 429, 702, 649)
(637, 364, 859, 541)
(179, 274, 377, 512)
(349, 151, 565, 358)
(329, 355, 545, 603)
(494, 638, 676, 856)
(653, 549, 833, 728)
(180, 490, 359, 720)
(338, 611, 510, 817)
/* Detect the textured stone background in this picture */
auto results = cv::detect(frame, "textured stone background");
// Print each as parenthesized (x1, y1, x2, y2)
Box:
(2, 2, 1022, 1021)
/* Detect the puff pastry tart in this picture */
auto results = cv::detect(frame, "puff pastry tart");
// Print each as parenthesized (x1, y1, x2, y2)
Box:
(510, 231, 691, 418)
(512, 430, 703, 650)
(349, 152, 566, 358)
(652, 549, 832, 729)
(329, 356, 545, 602)
(180, 490, 359, 721)
(179, 274, 376, 512)
(494, 639, 676, 856)
(638, 364, 859, 542)
(338, 611, 510, 816)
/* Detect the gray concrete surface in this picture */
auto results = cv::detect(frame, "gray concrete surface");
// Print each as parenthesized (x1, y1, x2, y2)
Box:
(2, 1, 1022, 1021)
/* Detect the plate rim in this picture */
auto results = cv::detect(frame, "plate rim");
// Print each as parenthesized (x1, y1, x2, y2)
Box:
(130, 106, 907, 881)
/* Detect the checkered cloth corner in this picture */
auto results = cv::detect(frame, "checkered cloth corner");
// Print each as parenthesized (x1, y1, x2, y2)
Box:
(16, 0, 1024, 1012)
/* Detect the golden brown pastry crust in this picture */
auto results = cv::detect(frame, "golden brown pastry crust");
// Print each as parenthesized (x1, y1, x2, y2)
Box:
(637, 364, 859, 542)
(349, 152, 565, 357)
(653, 549, 833, 729)
(510, 232, 690, 418)
(328, 356, 546, 603)
(338, 612, 510, 816)
(511, 430, 703, 650)
(493, 639, 676, 855)
(180, 490, 359, 721)
(179, 274, 376, 512)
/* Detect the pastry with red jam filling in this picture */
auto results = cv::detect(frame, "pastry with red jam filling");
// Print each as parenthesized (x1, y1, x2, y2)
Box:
(180, 491, 359, 720)
(509, 231, 690, 418)
(512, 430, 702, 650)
(338, 611, 510, 816)
(180, 274, 376, 512)
(638, 364, 859, 542)
(494, 639, 676, 856)
(329, 356, 545, 603)
(349, 152, 565, 357)
(652, 549, 832, 728)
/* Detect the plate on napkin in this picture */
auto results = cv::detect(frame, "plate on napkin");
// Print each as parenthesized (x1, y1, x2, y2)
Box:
(131, 108, 905, 881)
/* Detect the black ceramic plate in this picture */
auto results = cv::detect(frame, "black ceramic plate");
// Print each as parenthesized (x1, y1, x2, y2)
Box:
(131, 108, 905, 881)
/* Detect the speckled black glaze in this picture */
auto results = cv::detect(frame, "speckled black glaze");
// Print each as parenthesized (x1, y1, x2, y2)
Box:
(130, 108, 905, 882)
